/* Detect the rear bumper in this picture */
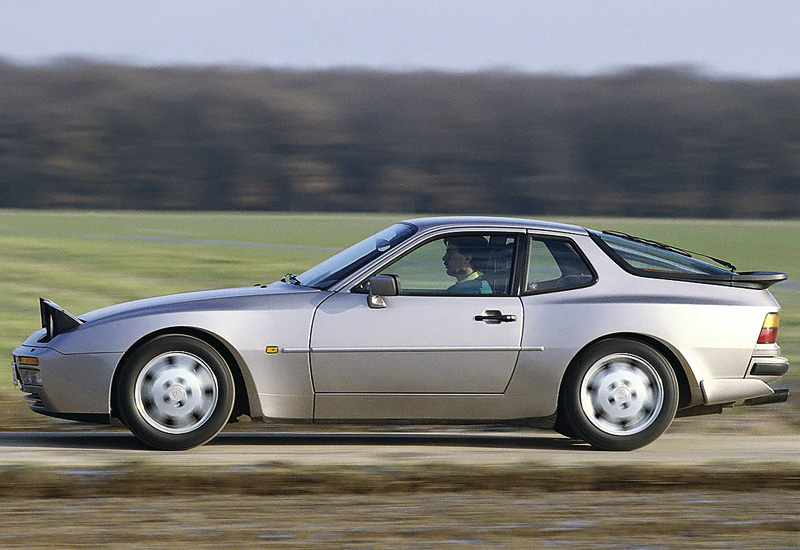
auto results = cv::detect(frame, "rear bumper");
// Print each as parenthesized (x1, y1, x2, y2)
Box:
(701, 378, 789, 406)
(749, 357, 790, 377)
(743, 388, 789, 406)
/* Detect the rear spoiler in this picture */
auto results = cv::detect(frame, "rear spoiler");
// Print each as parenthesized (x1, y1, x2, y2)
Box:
(731, 271, 788, 290)
(39, 298, 83, 342)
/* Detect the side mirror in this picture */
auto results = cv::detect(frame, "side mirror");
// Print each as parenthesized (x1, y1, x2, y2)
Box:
(368, 275, 399, 309)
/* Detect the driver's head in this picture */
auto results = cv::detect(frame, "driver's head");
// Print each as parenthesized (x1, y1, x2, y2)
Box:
(443, 236, 488, 280)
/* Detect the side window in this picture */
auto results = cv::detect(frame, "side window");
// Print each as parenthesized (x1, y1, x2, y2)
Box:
(525, 237, 595, 293)
(377, 234, 517, 296)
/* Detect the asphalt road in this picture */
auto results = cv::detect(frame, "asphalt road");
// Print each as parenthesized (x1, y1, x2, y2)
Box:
(2, 429, 798, 550)
(1, 429, 798, 468)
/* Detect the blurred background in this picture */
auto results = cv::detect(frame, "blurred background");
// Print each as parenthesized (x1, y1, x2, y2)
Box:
(0, 0, 798, 217)
(0, 3, 798, 546)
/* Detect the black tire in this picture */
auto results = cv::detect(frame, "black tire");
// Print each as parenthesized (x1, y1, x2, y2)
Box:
(552, 415, 578, 439)
(115, 335, 235, 450)
(560, 339, 678, 451)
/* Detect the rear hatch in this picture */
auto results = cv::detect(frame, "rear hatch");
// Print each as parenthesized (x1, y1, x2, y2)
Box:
(591, 230, 787, 290)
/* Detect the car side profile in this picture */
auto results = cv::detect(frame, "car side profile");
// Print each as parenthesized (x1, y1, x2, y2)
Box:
(12, 217, 790, 450)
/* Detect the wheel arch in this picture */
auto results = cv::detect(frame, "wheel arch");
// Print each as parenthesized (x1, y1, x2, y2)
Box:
(559, 332, 698, 411)
(110, 327, 259, 421)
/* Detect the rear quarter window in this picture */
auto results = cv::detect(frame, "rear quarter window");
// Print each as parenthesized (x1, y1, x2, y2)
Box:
(525, 237, 595, 294)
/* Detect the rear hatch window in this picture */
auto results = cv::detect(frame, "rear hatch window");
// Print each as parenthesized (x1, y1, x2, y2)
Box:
(590, 230, 786, 290)
(594, 231, 733, 276)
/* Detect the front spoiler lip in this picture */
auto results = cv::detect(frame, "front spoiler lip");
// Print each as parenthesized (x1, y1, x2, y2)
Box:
(27, 403, 111, 425)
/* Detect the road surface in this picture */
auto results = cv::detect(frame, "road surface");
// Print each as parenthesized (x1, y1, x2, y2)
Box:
(1, 428, 798, 549)
(1, 429, 797, 469)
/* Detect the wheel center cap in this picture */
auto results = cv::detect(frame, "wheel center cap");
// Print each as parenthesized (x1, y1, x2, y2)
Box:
(616, 387, 631, 402)
(169, 385, 186, 401)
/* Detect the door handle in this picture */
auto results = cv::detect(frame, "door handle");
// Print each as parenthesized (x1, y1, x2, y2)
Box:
(474, 310, 517, 323)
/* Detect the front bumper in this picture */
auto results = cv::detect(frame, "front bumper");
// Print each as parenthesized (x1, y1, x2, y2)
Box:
(12, 345, 121, 422)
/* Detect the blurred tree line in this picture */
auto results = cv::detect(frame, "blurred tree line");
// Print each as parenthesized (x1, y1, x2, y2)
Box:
(0, 59, 798, 217)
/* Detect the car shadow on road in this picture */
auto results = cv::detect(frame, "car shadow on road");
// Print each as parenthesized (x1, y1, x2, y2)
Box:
(208, 431, 592, 451)
(0, 430, 591, 451)
(0, 431, 150, 451)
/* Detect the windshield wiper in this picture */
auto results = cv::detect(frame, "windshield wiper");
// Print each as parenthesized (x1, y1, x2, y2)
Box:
(602, 231, 738, 272)
(281, 273, 302, 285)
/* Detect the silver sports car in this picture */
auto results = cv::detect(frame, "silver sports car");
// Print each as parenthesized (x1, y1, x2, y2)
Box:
(12, 217, 790, 450)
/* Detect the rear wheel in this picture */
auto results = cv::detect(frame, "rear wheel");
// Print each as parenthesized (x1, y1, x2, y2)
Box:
(560, 339, 678, 451)
(116, 335, 235, 450)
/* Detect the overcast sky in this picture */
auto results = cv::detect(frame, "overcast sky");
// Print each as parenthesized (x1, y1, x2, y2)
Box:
(1, 1, 798, 77)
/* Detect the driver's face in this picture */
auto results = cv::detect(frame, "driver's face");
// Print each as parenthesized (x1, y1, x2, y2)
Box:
(443, 244, 471, 279)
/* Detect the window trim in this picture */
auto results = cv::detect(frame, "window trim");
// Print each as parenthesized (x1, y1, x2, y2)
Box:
(352, 231, 524, 297)
(521, 233, 598, 296)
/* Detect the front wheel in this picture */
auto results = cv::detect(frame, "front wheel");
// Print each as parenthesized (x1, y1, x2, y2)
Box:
(560, 339, 678, 451)
(115, 335, 235, 450)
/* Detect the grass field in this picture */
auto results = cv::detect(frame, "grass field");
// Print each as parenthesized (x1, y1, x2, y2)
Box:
(1, 210, 797, 423)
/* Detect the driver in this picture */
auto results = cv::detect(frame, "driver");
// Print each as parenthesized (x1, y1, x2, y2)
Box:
(443, 236, 492, 294)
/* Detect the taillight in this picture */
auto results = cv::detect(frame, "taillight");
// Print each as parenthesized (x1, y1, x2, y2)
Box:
(757, 313, 779, 344)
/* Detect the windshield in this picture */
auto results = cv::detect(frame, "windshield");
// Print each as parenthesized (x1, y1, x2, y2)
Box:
(594, 231, 733, 276)
(297, 223, 417, 289)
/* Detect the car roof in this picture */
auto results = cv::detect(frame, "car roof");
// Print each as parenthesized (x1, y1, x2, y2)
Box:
(402, 216, 588, 235)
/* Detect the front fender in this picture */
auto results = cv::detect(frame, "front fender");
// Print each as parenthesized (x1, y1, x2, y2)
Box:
(22, 291, 329, 420)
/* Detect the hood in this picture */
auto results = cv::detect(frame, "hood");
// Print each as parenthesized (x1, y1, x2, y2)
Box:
(79, 282, 320, 324)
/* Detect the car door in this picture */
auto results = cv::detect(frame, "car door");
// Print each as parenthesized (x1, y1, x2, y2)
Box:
(309, 232, 524, 396)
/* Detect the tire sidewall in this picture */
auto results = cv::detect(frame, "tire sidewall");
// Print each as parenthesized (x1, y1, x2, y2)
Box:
(116, 335, 235, 450)
(562, 339, 678, 451)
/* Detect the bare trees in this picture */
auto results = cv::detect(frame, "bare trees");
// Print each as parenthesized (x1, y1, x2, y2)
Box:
(0, 61, 797, 217)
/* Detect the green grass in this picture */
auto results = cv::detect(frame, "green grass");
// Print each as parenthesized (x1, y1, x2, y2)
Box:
(1, 210, 798, 401)
(0, 210, 397, 374)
